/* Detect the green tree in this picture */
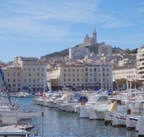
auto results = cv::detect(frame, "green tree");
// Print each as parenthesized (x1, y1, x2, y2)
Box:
(131, 48, 138, 54)
(116, 78, 126, 89)
(131, 80, 142, 88)
(124, 48, 131, 54)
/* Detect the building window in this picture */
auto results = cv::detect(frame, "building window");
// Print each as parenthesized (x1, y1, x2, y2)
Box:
(18, 72, 20, 76)
(13, 73, 15, 76)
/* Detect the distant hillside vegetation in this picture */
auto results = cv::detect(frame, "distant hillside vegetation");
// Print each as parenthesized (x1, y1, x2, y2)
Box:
(41, 44, 123, 59)
(41, 49, 69, 59)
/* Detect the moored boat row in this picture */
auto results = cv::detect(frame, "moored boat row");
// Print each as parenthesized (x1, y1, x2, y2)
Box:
(33, 89, 144, 137)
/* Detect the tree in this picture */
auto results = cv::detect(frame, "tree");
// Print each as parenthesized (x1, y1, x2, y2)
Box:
(131, 48, 138, 54)
(124, 48, 131, 54)
(116, 78, 126, 89)
(131, 80, 142, 88)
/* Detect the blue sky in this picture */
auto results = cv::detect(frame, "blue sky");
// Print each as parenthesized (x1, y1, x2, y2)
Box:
(0, 0, 144, 63)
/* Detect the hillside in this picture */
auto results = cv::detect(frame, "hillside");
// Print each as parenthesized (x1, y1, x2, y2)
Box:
(41, 44, 123, 59)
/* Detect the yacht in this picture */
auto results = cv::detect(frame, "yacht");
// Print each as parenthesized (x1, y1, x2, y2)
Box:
(79, 93, 108, 118)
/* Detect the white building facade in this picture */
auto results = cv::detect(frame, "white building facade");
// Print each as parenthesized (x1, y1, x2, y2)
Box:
(1, 56, 47, 92)
(48, 62, 113, 91)
(1, 66, 23, 92)
(113, 66, 138, 81)
(69, 47, 90, 60)
(137, 45, 144, 82)
(98, 44, 112, 56)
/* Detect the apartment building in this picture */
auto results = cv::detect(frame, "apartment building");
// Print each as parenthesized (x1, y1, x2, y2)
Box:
(113, 66, 137, 81)
(137, 45, 144, 82)
(1, 65, 23, 92)
(58, 64, 84, 90)
(69, 47, 90, 60)
(48, 62, 113, 91)
(85, 63, 113, 90)
(1, 56, 47, 92)
(98, 44, 112, 56)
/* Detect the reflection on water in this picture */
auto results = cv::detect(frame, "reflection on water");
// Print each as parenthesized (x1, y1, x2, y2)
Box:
(105, 124, 137, 137)
(17, 97, 136, 137)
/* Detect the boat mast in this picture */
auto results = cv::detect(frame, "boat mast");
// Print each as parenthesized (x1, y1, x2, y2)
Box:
(0, 67, 11, 105)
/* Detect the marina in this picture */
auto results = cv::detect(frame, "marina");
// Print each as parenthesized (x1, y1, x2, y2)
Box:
(14, 93, 141, 137)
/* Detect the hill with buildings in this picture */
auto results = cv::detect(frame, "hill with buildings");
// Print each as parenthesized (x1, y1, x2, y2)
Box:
(41, 28, 139, 59)
(41, 44, 123, 59)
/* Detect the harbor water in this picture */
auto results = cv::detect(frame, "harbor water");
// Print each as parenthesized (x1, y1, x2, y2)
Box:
(17, 97, 136, 137)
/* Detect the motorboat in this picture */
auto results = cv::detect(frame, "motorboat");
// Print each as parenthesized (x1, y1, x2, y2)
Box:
(79, 93, 108, 118)
(0, 125, 36, 137)
(12, 92, 32, 98)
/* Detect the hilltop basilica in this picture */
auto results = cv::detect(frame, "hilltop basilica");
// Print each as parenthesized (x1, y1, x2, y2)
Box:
(79, 28, 97, 47)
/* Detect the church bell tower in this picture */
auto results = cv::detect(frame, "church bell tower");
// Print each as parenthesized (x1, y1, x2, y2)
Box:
(93, 27, 97, 44)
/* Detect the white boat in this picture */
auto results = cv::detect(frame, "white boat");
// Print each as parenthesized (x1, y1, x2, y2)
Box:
(0, 125, 36, 137)
(57, 94, 88, 113)
(33, 92, 53, 106)
(13, 92, 32, 98)
(79, 93, 108, 118)
(105, 89, 144, 127)
(46, 93, 63, 108)
(89, 103, 109, 120)
(135, 115, 144, 136)
(108, 100, 144, 128)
